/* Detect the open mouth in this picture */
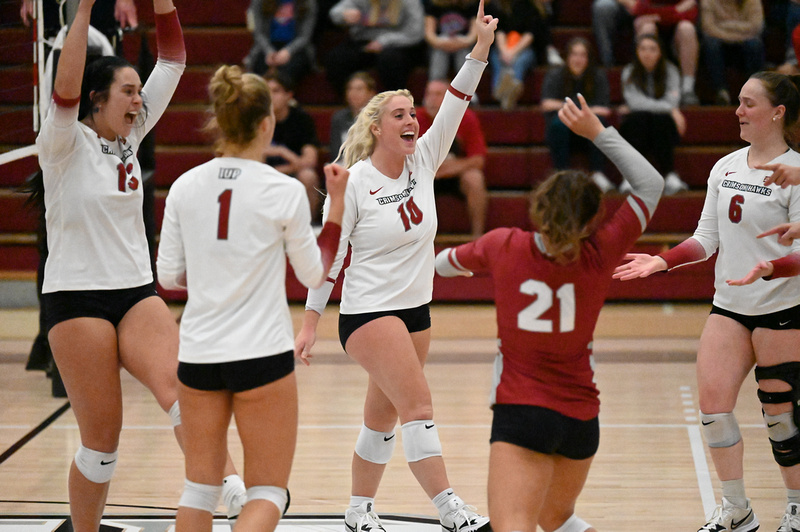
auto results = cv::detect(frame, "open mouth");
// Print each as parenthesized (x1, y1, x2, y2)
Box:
(125, 112, 138, 125)
(400, 131, 415, 143)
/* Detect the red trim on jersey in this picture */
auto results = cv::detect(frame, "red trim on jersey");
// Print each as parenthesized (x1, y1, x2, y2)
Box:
(448, 86, 473, 102)
(658, 238, 706, 270)
(317, 221, 342, 277)
(155, 9, 186, 63)
(52, 91, 80, 108)
(767, 253, 800, 280)
(629, 193, 652, 223)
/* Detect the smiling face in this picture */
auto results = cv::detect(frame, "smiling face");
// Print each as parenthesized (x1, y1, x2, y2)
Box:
(736, 78, 784, 144)
(372, 94, 418, 158)
(636, 36, 662, 72)
(94, 66, 143, 139)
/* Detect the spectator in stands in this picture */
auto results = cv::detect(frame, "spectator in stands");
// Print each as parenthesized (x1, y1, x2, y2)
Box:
(592, 0, 635, 67)
(619, 33, 689, 194)
(630, 0, 700, 106)
(485, 0, 544, 109)
(329, 71, 377, 162)
(323, 0, 425, 95)
(777, 0, 800, 75)
(264, 72, 323, 219)
(423, 0, 478, 82)
(417, 78, 488, 237)
(699, 0, 765, 106)
(244, 0, 317, 87)
(540, 36, 615, 192)
(20, 0, 137, 50)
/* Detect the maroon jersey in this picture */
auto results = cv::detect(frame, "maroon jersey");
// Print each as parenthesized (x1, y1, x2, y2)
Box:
(449, 197, 651, 420)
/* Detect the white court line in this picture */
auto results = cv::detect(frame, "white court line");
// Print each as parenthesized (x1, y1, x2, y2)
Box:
(688, 424, 717, 517)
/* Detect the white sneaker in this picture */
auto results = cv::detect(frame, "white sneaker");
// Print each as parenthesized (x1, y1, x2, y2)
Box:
(440, 496, 490, 532)
(664, 171, 689, 195)
(779, 502, 800, 532)
(345, 501, 386, 532)
(698, 497, 759, 532)
(591, 171, 615, 193)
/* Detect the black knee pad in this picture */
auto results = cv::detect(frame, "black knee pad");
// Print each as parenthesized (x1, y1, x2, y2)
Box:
(755, 362, 800, 427)
(771, 431, 800, 467)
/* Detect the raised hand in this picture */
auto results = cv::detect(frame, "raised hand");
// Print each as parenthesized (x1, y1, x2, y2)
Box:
(558, 94, 605, 141)
(612, 253, 668, 280)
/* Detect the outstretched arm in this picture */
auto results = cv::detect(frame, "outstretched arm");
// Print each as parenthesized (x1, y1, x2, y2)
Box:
(53, 0, 95, 104)
(466, 0, 498, 63)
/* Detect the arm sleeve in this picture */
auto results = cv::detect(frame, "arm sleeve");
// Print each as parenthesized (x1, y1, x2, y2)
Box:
(622, 65, 677, 113)
(250, 0, 275, 55)
(286, 0, 318, 55)
(140, 10, 186, 137)
(435, 247, 474, 277)
(156, 185, 187, 290)
(594, 127, 663, 220)
(767, 253, 800, 280)
(284, 186, 332, 289)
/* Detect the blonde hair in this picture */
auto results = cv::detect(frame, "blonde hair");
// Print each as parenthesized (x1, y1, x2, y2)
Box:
(529, 170, 603, 264)
(204, 65, 273, 154)
(338, 89, 414, 167)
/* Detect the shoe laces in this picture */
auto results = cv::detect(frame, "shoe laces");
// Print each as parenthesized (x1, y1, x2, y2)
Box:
(446, 501, 483, 528)
(780, 503, 800, 532)
(354, 506, 386, 531)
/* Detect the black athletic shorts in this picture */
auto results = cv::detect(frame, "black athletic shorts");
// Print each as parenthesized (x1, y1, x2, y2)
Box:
(41, 282, 158, 333)
(490, 404, 600, 460)
(178, 350, 295, 393)
(338, 304, 431, 350)
(711, 303, 800, 331)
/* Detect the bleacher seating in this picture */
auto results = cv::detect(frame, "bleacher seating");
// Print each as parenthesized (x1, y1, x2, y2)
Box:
(6, 0, 789, 303)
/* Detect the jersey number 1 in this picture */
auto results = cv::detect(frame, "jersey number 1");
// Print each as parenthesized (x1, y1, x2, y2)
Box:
(517, 280, 576, 333)
(217, 189, 232, 240)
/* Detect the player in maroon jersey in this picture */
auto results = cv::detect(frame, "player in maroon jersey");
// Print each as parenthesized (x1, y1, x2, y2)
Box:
(436, 93, 664, 532)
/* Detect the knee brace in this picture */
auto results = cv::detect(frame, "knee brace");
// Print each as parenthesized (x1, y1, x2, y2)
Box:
(74, 445, 118, 484)
(756, 362, 800, 427)
(700, 412, 742, 448)
(764, 411, 800, 467)
(179, 479, 222, 513)
(552, 514, 592, 532)
(246, 486, 291, 516)
(168, 400, 181, 427)
(355, 424, 396, 464)
(401, 420, 443, 463)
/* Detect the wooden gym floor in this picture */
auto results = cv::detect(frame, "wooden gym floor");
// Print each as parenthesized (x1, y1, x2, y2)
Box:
(0, 303, 791, 530)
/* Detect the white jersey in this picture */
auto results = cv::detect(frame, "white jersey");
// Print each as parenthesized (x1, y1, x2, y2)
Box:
(690, 146, 800, 315)
(36, 58, 185, 293)
(157, 157, 328, 364)
(306, 56, 487, 315)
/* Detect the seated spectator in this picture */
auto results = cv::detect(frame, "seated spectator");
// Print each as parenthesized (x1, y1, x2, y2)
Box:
(423, 0, 478, 81)
(540, 37, 615, 192)
(244, 0, 317, 87)
(619, 33, 689, 194)
(592, 0, 635, 67)
(699, 0, 764, 105)
(776, 0, 800, 75)
(631, 0, 700, 105)
(323, 0, 425, 95)
(417, 79, 488, 237)
(485, 0, 544, 109)
(329, 71, 377, 162)
(264, 72, 323, 219)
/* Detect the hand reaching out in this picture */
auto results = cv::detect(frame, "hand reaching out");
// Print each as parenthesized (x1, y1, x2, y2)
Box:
(612, 253, 668, 280)
(726, 260, 774, 286)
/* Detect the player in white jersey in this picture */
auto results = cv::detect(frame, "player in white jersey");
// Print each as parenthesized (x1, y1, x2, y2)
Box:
(157, 65, 347, 532)
(293, 2, 496, 532)
(34, 0, 244, 529)
(615, 71, 800, 532)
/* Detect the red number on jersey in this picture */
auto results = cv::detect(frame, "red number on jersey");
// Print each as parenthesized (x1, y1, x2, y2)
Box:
(217, 189, 232, 240)
(728, 194, 744, 223)
(397, 196, 424, 231)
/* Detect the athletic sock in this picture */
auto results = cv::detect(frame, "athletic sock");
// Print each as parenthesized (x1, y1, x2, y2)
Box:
(721, 479, 747, 508)
(788, 488, 800, 505)
(432, 488, 457, 518)
(682, 75, 696, 94)
(350, 495, 374, 509)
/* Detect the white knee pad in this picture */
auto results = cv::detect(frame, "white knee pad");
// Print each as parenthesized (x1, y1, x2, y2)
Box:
(355, 424, 396, 464)
(247, 485, 290, 516)
(168, 400, 181, 427)
(74, 445, 118, 484)
(700, 411, 742, 448)
(401, 420, 443, 463)
(552, 514, 592, 532)
(179, 479, 222, 513)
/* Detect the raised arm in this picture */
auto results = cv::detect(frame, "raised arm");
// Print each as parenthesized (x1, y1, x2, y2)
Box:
(53, 0, 95, 104)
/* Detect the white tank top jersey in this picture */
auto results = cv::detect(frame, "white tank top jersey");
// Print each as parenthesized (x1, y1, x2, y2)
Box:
(691, 147, 800, 315)
(36, 57, 185, 293)
(305, 55, 487, 316)
(157, 158, 329, 364)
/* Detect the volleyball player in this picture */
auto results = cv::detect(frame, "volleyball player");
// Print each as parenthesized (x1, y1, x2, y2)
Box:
(293, 1, 497, 530)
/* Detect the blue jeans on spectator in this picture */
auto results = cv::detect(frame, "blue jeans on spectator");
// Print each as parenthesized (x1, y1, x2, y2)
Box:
(592, 0, 632, 66)
(701, 35, 765, 93)
(489, 46, 536, 90)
